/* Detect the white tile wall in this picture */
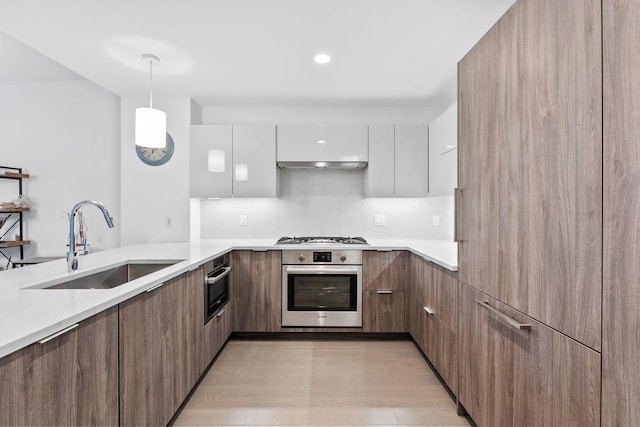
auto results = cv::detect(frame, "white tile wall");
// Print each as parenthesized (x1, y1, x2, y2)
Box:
(200, 168, 454, 240)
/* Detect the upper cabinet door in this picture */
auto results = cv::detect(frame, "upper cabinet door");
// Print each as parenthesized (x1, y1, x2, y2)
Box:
(458, 0, 602, 350)
(189, 125, 233, 198)
(232, 125, 278, 198)
(365, 125, 395, 197)
(428, 104, 457, 197)
(366, 125, 429, 198)
(394, 125, 428, 198)
(276, 125, 368, 163)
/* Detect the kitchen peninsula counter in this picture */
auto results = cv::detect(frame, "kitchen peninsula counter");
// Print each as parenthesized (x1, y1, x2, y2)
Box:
(0, 238, 456, 358)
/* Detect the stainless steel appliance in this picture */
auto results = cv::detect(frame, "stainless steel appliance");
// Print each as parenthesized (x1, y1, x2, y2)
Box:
(204, 254, 231, 323)
(282, 249, 363, 327)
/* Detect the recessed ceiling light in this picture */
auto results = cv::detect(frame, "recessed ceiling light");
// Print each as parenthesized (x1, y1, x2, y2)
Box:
(314, 54, 331, 64)
(318, 139, 326, 144)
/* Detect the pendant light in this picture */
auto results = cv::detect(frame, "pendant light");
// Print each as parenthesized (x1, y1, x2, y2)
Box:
(135, 53, 166, 148)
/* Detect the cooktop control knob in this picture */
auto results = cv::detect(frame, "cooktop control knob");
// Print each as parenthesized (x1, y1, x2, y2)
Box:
(340, 255, 347, 262)
(298, 254, 306, 262)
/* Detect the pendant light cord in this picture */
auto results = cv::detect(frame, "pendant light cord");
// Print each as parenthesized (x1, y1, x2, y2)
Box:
(149, 58, 153, 109)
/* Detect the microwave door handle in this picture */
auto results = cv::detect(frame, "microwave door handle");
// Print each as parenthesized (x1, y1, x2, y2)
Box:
(205, 266, 232, 285)
(285, 267, 361, 275)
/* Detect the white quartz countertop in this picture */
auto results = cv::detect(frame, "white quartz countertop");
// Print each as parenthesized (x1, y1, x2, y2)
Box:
(0, 238, 456, 358)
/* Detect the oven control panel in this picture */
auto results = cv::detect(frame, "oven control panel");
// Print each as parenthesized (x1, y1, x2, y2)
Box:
(313, 252, 331, 262)
(282, 250, 362, 265)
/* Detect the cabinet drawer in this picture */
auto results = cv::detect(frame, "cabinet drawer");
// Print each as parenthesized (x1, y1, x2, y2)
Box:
(424, 310, 457, 395)
(363, 250, 407, 291)
(204, 301, 233, 364)
(458, 283, 600, 427)
(363, 290, 405, 332)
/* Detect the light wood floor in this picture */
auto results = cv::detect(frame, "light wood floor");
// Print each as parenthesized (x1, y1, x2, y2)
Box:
(174, 340, 470, 426)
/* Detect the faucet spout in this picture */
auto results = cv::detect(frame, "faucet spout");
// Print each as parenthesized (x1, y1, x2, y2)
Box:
(67, 200, 115, 271)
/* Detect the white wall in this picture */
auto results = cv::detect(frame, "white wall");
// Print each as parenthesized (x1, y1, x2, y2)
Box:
(120, 96, 193, 245)
(200, 169, 454, 240)
(0, 80, 120, 258)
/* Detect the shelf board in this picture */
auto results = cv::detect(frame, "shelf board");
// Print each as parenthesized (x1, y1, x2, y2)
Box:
(0, 240, 31, 248)
(2, 172, 29, 179)
(0, 207, 30, 213)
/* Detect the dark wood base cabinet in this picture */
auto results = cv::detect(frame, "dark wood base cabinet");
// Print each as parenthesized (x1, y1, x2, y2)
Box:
(458, 283, 600, 427)
(232, 250, 281, 332)
(204, 299, 234, 365)
(407, 254, 457, 395)
(363, 290, 405, 332)
(0, 307, 119, 426)
(119, 268, 204, 427)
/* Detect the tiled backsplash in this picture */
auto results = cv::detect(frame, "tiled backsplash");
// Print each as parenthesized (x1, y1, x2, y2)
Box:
(200, 169, 454, 240)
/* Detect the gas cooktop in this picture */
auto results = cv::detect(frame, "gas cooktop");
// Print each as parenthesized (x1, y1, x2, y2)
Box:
(276, 236, 368, 245)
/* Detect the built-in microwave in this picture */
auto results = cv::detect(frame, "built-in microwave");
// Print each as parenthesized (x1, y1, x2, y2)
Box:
(204, 254, 231, 323)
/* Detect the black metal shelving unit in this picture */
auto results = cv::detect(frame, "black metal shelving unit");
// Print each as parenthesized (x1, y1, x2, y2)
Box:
(0, 166, 30, 267)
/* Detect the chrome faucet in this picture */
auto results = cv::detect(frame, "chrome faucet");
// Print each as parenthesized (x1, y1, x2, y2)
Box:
(67, 200, 115, 271)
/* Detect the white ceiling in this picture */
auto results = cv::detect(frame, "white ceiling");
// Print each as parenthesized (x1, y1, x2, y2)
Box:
(0, 0, 514, 107)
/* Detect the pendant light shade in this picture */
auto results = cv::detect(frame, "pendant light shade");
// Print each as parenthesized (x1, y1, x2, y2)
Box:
(135, 53, 166, 148)
(135, 107, 166, 148)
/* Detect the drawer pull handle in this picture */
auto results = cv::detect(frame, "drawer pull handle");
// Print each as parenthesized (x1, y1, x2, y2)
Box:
(215, 308, 226, 318)
(376, 290, 393, 294)
(477, 301, 532, 329)
(38, 323, 79, 344)
(146, 282, 165, 293)
(423, 306, 434, 315)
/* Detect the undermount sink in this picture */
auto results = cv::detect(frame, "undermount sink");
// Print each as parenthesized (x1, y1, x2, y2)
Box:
(38, 260, 183, 290)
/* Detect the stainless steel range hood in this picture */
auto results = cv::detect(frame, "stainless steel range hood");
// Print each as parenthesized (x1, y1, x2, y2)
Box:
(277, 160, 368, 169)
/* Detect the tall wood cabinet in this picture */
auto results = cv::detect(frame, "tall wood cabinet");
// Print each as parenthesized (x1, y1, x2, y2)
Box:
(458, 0, 602, 351)
(0, 307, 119, 426)
(457, 0, 602, 425)
(602, 0, 640, 424)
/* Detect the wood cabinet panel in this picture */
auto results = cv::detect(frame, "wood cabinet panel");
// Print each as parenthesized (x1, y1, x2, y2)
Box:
(204, 300, 234, 365)
(431, 263, 457, 331)
(458, 0, 602, 350)
(602, 0, 640, 424)
(0, 308, 118, 426)
(174, 267, 205, 407)
(363, 290, 405, 333)
(406, 253, 429, 351)
(425, 313, 456, 395)
(363, 250, 407, 291)
(119, 279, 176, 427)
(458, 283, 600, 427)
(232, 250, 282, 332)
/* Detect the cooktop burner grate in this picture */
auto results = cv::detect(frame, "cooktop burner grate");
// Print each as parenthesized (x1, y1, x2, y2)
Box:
(276, 236, 368, 245)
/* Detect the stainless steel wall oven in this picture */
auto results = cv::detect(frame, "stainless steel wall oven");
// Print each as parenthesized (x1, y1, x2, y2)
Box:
(282, 250, 362, 327)
(204, 254, 231, 323)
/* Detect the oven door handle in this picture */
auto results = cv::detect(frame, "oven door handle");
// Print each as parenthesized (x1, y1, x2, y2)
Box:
(285, 267, 361, 275)
(205, 266, 232, 285)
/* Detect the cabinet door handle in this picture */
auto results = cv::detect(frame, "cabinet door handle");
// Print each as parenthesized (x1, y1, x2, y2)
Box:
(215, 308, 226, 318)
(477, 300, 532, 330)
(423, 306, 434, 315)
(376, 290, 393, 294)
(146, 282, 165, 293)
(454, 187, 463, 243)
(38, 323, 79, 344)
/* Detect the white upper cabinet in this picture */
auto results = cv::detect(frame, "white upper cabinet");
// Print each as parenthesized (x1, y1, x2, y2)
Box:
(276, 125, 368, 165)
(190, 125, 233, 198)
(428, 103, 457, 197)
(190, 124, 278, 198)
(366, 125, 429, 198)
(365, 125, 395, 197)
(232, 125, 278, 198)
